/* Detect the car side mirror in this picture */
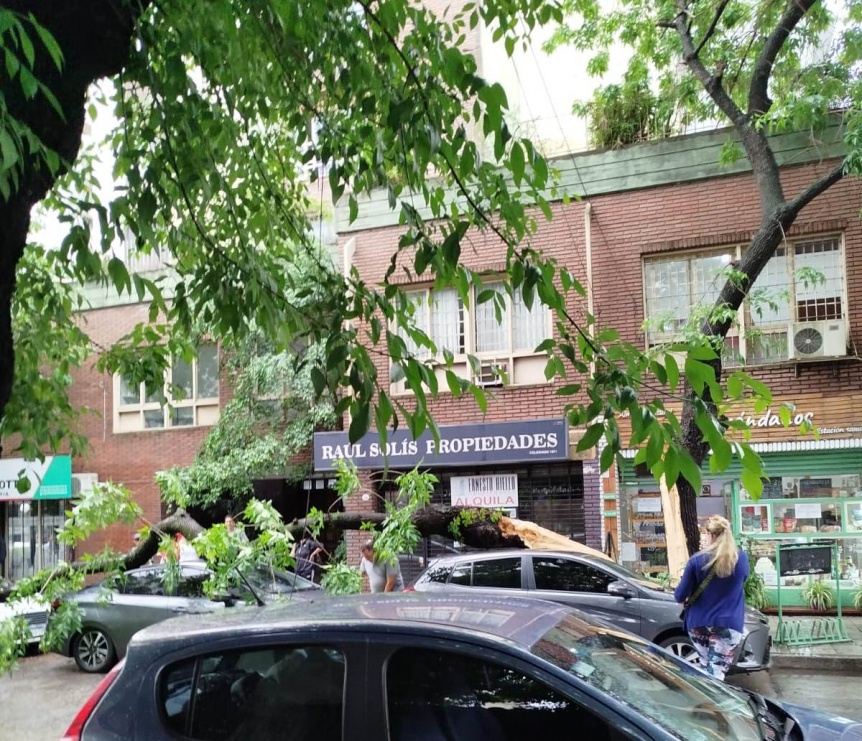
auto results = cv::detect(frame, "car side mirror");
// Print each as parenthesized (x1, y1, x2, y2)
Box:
(607, 580, 637, 600)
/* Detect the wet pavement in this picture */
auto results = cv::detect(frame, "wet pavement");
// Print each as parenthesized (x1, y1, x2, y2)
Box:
(0, 651, 101, 741)
(729, 668, 862, 723)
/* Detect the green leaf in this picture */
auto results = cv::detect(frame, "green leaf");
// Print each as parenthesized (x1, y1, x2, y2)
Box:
(678, 450, 702, 493)
(106, 257, 130, 294)
(577, 423, 604, 452)
(348, 402, 371, 442)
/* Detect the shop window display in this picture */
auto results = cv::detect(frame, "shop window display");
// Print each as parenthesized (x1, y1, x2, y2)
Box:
(735, 472, 862, 604)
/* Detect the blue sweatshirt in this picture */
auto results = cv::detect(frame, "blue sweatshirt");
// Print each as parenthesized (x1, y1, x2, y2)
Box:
(674, 550, 749, 633)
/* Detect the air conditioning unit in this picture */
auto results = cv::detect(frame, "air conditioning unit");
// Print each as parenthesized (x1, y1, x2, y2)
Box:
(473, 360, 508, 388)
(788, 320, 847, 360)
(72, 473, 99, 496)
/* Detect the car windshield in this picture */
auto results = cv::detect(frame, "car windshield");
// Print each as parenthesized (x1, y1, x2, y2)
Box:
(591, 558, 669, 592)
(244, 566, 317, 595)
(531, 614, 765, 741)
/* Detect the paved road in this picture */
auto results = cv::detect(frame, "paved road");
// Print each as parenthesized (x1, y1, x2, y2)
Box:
(0, 652, 101, 741)
(1, 652, 860, 739)
(729, 668, 862, 723)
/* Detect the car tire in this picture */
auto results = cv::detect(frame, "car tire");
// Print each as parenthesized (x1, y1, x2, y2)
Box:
(658, 634, 701, 666)
(73, 628, 116, 673)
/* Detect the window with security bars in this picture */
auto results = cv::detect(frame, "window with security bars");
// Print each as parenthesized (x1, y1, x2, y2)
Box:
(391, 283, 549, 390)
(643, 236, 846, 365)
(115, 344, 220, 432)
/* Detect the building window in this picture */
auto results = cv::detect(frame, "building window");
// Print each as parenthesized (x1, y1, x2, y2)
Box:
(643, 236, 847, 365)
(391, 284, 549, 390)
(115, 345, 220, 433)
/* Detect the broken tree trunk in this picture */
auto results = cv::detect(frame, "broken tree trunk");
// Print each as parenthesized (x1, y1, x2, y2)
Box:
(659, 477, 690, 585)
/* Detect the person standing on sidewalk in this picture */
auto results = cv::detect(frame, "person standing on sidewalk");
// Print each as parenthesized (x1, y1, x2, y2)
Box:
(674, 515, 749, 681)
(359, 540, 403, 593)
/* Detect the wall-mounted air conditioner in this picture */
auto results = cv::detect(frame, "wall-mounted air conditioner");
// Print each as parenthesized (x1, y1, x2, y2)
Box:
(788, 319, 847, 360)
(473, 360, 508, 388)
(72, 473, 99, 496)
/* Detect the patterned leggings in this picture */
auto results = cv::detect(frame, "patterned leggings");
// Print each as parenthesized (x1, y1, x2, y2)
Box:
(688, 626, 743, 681)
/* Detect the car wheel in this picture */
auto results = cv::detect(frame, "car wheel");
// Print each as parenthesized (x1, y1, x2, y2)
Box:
(73, 628, 116, 673)
(659, 634, 700, 666)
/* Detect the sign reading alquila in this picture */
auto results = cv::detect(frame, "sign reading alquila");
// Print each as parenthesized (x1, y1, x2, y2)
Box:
(313, 418, 568, 471)
(450, 474, 519, 508)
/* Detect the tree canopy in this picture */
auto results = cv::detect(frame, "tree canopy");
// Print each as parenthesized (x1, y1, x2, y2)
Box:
(0, 0, 858, 548)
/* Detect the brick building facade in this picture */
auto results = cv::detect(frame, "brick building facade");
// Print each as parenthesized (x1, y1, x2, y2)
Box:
(328, 119, 862, 604)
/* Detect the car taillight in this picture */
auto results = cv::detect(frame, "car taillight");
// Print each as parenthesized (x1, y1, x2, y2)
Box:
(60, 659, 124, 741)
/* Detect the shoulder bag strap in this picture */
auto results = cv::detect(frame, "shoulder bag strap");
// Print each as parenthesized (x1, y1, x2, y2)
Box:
(684, 563, 717, 608)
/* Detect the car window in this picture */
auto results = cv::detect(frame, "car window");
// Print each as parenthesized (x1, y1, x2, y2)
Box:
(472, 558, 521, 589)
(160, 645, 345, 740)
(420, 562, 451, 585)
(386, 647, 632, 741)
(123, 569, 167, 596)
(174, 572, 209, 598)
(533, 557, 614, 594)
(449, 563, 471, 585)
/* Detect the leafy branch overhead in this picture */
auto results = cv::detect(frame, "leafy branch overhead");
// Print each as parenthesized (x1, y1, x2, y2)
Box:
(0, 0, 858, 556)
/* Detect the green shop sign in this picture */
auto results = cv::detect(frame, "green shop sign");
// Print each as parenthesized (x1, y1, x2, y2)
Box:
(0, 456, 72, 501)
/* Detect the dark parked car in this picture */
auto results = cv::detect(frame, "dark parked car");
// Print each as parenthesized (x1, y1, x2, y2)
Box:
(409, 549, 770, 673)
(66, 593, 859, 741)
(52, 561, 319, 673)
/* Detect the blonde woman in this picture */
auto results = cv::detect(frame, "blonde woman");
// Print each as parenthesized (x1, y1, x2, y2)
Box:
(673, 515, 749, 680)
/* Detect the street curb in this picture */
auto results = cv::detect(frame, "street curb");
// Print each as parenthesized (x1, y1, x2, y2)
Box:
(771, 654, 862, 672)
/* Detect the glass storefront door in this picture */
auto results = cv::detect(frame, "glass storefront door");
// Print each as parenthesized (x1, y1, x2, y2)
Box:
(5, 500, 68, 582)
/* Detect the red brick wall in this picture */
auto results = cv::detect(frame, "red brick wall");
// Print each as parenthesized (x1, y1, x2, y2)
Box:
(348, 158, 862, 434)
(66, 303, 219, 556)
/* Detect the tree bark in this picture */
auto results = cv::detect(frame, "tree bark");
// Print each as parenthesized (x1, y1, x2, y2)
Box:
(669, 1, 845, 556)
(75, 505, 524, 575)
(288, 506, 526, 550)
(0, 2, 143, 447)
(72, 508, 205, 572)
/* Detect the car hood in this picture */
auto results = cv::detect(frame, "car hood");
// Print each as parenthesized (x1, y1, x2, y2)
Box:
(774, 699, 862, 740)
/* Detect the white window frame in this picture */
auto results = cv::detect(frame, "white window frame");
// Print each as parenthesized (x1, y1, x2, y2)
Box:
(114, 345, 220, 433)
(390, 283, 552, 392)
(642, 234, 847, 366)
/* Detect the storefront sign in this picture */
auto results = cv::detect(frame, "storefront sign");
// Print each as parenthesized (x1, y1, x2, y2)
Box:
(735, 408, 814, 429)
(313, 418, 568, 471)
(0, 456, 72, 501)
(450, 474, 519, 508)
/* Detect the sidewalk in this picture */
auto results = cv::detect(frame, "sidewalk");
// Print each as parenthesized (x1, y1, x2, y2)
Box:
(768, 614, 862, 672)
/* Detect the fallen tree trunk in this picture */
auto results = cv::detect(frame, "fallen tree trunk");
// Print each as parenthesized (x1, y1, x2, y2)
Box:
(73, 509, 205, 572)
(87, 503, 614, 576)
(287, 506, 526, 550)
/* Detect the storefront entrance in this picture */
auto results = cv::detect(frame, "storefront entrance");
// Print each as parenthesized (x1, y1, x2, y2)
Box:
(0, 455, 72, 582)
(4, 500, 67, 581)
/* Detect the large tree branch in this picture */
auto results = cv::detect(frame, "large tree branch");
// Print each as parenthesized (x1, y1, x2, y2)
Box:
(673, 2, 745, 125)
(785, 159, 846, 219)
(289, 506, 526, 550)
(0, 1, 146, 441)
(693, 0, 730, 58)
(749, 0, 818, 115)
(672, 5, 785, 215)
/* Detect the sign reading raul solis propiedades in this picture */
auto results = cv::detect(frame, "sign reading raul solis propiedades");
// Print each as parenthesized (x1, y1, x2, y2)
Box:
(313, 419, 568, 471)
(0, 455, 72, 501)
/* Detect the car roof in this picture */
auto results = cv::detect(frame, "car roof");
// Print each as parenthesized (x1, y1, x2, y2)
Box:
(131, 593, 575, 653)
(427, 549, 608, 565)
